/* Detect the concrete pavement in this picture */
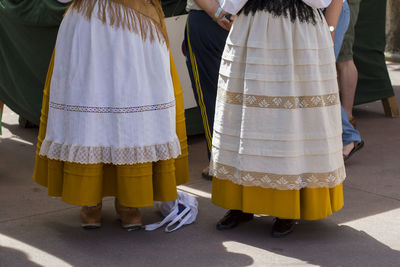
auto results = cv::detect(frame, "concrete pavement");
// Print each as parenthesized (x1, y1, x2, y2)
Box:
(0, 63, 400, 266)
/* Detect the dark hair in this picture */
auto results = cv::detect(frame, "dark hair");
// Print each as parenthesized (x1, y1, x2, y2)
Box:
(239, 0, 321, 24)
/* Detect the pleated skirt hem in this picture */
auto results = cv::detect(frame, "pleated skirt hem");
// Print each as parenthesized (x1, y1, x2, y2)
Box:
(212, 178, 344, 220)
(33, 52, 189, 207)
(33, 154, 189, 207)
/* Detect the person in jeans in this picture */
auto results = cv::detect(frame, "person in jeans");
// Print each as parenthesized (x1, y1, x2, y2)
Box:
(332, 0, 364, 161)
(336, 0, 362, 125)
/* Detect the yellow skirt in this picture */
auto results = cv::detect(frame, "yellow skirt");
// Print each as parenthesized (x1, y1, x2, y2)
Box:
(212, 178, 344, 220)
(33, 52, 189, 207)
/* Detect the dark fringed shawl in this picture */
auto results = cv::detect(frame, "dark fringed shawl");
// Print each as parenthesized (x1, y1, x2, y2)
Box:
(239, 0, 321, 24)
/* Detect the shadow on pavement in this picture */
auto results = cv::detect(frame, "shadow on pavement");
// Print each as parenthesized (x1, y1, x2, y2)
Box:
(0, 87, 399, 265)
(0, 245, 42, 267)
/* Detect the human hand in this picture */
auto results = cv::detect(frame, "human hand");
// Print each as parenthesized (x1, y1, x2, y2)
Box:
(216, 10, 234, 31)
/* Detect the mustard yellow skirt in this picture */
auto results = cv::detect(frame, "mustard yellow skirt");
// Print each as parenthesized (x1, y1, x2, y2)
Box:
(33, 52, 189, 207)
(212, 178, 344, 220)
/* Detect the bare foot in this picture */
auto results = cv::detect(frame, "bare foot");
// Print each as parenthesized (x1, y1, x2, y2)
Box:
(201, 166, 212, 181)
(343, 140, 364, 162)
(343, 142, 355, 158)
(202, 166, 209, 176)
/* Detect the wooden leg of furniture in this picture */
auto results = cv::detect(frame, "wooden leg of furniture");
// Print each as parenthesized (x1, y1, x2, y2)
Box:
(382, 96, 399, 118)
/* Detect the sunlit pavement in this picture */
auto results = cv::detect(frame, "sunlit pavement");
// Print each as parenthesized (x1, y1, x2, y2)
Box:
(1, 63, 400, 266)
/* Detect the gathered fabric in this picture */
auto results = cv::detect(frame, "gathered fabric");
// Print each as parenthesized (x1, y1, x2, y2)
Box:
(210, 9, 345, 219)
(40, 0, 179, 165)
(34, 51, 189, 207)
(34, 0, 189, 207)
(71, 0, 169, 45)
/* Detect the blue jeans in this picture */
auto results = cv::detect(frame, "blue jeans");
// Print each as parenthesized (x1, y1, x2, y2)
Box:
(334, 1, 350, 58)
(341, 106, 361, 145)
(334, 1, 362, 145)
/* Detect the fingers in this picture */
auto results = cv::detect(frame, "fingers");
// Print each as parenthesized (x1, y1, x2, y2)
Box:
(222, 19, 233, 30)
(217, 21, 230, 31)
(218, 10, 229, 20)
(217, 18, 233, 31)
(216, 10, 234, 31)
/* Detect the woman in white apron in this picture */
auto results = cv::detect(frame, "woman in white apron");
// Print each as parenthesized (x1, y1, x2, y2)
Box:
(211, 0, 345, 237)
(33, 0, 189, 230)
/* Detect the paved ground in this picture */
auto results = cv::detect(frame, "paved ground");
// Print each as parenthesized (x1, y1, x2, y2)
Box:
(0, 63, 400, 267)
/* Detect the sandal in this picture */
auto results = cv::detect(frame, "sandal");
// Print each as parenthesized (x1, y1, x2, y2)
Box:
(343, 140, 364, 162)
(349, 117, 357, 128)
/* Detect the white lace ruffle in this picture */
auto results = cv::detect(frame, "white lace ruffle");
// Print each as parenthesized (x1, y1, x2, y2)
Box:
(39, 138, 181, 165)
(210, 162, 346, 190)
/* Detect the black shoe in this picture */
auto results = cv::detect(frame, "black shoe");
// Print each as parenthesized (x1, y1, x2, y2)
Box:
(18, 116, 38, 128)
(201, 170, 213, 181)
(271, 218, 297, 238)
(216, 210, 254, 230)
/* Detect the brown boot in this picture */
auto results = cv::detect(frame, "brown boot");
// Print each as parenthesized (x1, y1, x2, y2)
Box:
(115, 199, 142, 230)
(80, 203, 102, 229)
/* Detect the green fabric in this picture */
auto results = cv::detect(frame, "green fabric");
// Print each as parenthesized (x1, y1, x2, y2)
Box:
(162, 0, 187, 17)
(184, 107, 204, 136)
(353, 0, 394, 105)
(4, 0, 392, 133)
(0, 0, 69, 125)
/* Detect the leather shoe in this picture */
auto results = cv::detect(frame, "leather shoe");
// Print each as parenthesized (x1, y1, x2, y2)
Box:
(271, 218, 297, 238)
(115, 199, 142, 231)
(216, 210, 254, 230)
(80, 203, 102, 229)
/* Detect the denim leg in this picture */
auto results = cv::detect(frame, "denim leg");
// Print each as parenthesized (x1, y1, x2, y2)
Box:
(334, 1, 350, 59)
(334, 2, 361, 145)
(341, 106, 362, 145)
